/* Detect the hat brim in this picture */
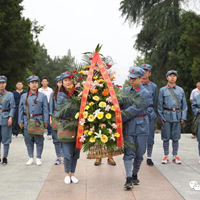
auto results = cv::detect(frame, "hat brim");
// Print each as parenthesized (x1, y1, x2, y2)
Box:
(166, 72, 178, 77)
(28, 78, 39, 83)
(0, 80, 6, 82)
(128, 74, 138, 79)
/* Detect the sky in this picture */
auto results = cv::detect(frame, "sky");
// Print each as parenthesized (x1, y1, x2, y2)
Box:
(22, 0, 142, 86)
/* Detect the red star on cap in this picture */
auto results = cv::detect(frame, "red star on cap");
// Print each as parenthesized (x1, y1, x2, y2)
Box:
(132, 70, 134, 73)
(1, 76, 3, 79)
(144, 64, 146, 67)
(67, 72, 69, 74)
(171, 70, 174, 72)
(32, 76, 35, 78)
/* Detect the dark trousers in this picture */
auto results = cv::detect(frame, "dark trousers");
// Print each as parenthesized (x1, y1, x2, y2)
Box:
(13, 105, 24, 136)
(47, 124, 52, 136)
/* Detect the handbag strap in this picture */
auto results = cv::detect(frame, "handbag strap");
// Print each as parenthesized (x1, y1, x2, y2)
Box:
(26, 98, 30, 119)
(166, 87, 182, 112)
(0, 91, 7, 104)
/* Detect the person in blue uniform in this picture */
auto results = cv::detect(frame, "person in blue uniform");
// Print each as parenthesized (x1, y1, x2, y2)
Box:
(18, 75, 49, 166)
(122, 67, 150, 189)
(157, 70, 187, 164)
(140, 64, 157, 166)
(57, 71, 80, 184)
(49, 75, 63, 165)
(0, 76, 15, 164)
(191, 94, 200, 164)
(12, 81, 26, 137)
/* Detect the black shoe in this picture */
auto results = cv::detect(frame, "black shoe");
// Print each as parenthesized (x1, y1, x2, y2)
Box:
(132, 174, 140, 185)
(2, 157, 8, 165)
(0, 158, 1, 163)
(147, 158, 154, 166)
(124, 177, 133, 189)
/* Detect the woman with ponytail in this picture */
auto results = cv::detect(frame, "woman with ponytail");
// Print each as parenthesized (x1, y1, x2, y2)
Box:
(18, 75, 49, 166)
(57, 71, 80, 184)
(49, 75, 63, 165)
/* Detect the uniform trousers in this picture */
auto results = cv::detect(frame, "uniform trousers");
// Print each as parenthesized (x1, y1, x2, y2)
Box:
(124, 134, 148, 177)
(24, 128, 44, 158)
(52, 129, 62, 158)
(62, 141, 80, 173)
(147, 119, 155, 158)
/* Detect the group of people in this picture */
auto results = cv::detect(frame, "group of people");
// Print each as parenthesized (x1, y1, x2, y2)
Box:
(0, 63, 200, 190)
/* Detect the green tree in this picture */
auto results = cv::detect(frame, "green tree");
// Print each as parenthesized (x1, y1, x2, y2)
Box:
(0, 0, 43, 90)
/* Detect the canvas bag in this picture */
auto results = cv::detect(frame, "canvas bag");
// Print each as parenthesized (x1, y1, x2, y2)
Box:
(57, 123, 76, 142)
(191, 114, 200, 134)
(52, 116, 59, 131)
(26, 104, 45, 137)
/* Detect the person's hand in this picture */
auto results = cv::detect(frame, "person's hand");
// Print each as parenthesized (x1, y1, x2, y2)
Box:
(8, 117, 12, 126)
(181, 119, 185, 124)
(199, 110, 200, 113)
(19, 123, 24, 129)
(161, 120, 165, 126)
(44, 123, 48, 128)
(50, 117, 52, 127)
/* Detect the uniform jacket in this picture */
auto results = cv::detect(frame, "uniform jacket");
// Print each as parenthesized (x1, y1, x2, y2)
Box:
(157, 84, 187, 122)
(122, 84, 150, 136)
(18, 91, 49, 128)
(49, 92, 59, 117)
(0, 89, 15, 126)
(142, 80, 157, 120)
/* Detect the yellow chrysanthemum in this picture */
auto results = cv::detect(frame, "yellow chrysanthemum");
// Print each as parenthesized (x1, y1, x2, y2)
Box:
(88, 114, 95, 122)
(115, 133, 120, 138)
(83, 111, 88, 119)
(97, 79, 104, 83)
(89, 137, 96, 143)
(111, 106, 115, 111)
(99, 101, 106, 108)
(88, 131, 93, 136)
(85, 105, 90, 110)
(89, 101, 94, 106)
(97, 112, 104, 119)
(93, 76, 98, 80)
(84, 65, 90, 69)
(84, 130, 89, 134)
(93, 96, 100, 101)
(105, 113, 112, 119)
(101, 135, 108, 143)
(78, 70, 85, 74)
(75, 112, 79, 119)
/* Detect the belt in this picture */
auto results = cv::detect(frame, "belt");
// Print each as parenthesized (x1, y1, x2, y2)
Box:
(61, 117, 70, 121)
(148, 105, 153, 107)
(0, 109, 9, 113)
(24, 113, 43, 117)
(134, 114, 147, 118)
(164, 108, 179, 111)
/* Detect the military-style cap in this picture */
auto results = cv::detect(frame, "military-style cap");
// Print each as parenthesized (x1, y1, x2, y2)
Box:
(128, 67, 145, 78)
(61, 71, 73, 80)
(55, 75, 61, 82)
(166, 70, 178, 77)
(0, 76, 7, 82)
(27, 75, 40, 83)
(140, 64, 152, 71)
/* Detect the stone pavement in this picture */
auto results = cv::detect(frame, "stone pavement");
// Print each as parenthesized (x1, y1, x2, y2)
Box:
(0, 133, 200, 200)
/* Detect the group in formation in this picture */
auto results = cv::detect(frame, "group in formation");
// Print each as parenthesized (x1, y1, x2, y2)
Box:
(0, 63, 200, 190)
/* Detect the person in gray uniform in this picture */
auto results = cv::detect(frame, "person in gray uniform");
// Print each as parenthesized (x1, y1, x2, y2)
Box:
(122, 67, 150, 189)
(57, 71, 80, 184)
(0, 75, 15, 165)
(191, 93, 200, 164)
(157, 70, 187, 164)
(49, 75, 63, 165)
(18, 75, 49, 166)
(140, 64, 157, 166)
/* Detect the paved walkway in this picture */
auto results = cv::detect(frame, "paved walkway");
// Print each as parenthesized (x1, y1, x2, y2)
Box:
(0, 133, 200, 200)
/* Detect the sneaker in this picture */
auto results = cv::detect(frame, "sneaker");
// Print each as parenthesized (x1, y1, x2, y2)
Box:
(47, 135, 52, 140)
(26, 158, 34, 166)
(107, 157, 116, 166)
(2, 157, 7, 165)
(64, 176, 71, 184)
(71, 176, 79, 183)
(0, 158, 1, 163)
(124, 177, 133, 189)
(36, 158, 42, 166)
(132, 174, 140, 185)
(147, 158, 154, 166)
(172, 156, 182, 164)
(54, 158, 61, 165)
(94, 158, 102, 166)
(161, 156, 169, 164)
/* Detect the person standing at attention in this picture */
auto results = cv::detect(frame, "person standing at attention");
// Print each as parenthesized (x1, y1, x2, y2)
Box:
(12, 81, 26, 138)
(39, 76, 53, 140)
(140, 64, 157, 166)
